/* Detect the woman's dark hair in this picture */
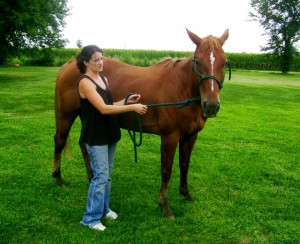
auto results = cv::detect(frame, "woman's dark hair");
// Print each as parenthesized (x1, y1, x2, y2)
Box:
(76, 45, 103, 73)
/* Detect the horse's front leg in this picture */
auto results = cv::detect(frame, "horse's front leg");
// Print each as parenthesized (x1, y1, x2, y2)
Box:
(159, 134, 178, 220)
(179, 133, 198, 201)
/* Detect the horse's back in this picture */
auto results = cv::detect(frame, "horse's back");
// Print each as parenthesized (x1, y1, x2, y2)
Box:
(102, 58, 176, 101)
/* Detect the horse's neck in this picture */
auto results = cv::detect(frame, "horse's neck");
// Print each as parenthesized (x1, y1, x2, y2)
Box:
(180, 57, 200, 96)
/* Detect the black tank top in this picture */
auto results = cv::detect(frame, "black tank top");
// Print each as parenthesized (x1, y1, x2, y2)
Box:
(79, 75, 121, 146)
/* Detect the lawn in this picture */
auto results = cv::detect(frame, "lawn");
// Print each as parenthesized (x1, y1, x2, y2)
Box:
(0, 66, 299, 243)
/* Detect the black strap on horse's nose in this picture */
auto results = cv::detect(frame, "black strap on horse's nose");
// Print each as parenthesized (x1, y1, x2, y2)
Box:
(192, 59, 223, 90)
(192, 58, 232, 88)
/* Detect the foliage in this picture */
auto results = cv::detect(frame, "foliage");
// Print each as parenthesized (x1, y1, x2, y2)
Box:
(76, 40, 83, 48)
(0, 67, 299, 243)
(5, 48, 300, 72)
(0, 0, 70, 65)
(227, 52, 300, 71)
(249, 0, 300, 73)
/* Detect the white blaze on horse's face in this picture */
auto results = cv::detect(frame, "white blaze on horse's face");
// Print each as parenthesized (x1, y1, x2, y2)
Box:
(209, 52, 215, 92)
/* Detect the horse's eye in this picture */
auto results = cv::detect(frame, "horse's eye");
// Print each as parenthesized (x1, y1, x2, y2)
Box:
(195, 60, 202, 66)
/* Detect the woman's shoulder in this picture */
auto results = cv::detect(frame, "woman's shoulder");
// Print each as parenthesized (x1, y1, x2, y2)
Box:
(79, 77, 97, 92)
(79, 76, 91, 85)
(99, 74, 108, 82)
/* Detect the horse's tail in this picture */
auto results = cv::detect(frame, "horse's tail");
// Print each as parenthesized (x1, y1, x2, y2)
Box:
(54, 68, 73, 160)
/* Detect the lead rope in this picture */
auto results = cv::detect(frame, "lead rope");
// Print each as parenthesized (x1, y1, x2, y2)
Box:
(124, 94, 143, 164)
(124, 94, 201, 163)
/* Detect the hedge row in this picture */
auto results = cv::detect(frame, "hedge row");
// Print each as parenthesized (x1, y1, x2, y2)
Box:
(7, 48, 300, 72)
(227, 53, 300, 72)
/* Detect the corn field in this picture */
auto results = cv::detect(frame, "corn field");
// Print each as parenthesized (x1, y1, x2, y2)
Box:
(7, 48, 300, 72)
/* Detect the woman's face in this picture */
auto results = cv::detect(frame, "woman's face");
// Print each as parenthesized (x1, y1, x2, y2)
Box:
(85, 51, 103, 73)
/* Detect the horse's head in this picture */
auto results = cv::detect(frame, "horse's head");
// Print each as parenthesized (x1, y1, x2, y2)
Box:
(186, 28, 229, 118)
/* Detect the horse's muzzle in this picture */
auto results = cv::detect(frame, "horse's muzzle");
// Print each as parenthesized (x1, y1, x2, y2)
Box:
(203, 101, 220, 118)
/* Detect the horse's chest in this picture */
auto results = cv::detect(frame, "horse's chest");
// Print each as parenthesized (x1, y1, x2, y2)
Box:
(179, 113, 205, 135)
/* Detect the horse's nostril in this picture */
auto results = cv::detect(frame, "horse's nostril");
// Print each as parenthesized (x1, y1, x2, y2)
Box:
(216, 102, 220, 111)
(203, 101, 220, 116)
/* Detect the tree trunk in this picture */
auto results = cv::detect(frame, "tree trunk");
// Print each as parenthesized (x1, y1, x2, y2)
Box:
(0, 43, 8, 65)
(281, 41, 293, 74)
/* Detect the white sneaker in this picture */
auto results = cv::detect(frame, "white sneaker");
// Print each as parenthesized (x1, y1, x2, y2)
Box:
(90, 222, 106, 231)
(105, 210, 118, 220)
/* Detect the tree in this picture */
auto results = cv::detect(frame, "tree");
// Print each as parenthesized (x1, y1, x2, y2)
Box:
(249, 0, 300, 73)
(0, 0, 70, 65)
(76, 39, 83, 48)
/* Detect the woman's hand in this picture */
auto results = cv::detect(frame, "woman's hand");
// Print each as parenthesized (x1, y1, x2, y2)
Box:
(133, 104, 148, 115)
(127, 94, 141, 104)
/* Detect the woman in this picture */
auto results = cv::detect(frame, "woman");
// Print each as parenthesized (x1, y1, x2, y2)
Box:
(77, 45, 147, 231)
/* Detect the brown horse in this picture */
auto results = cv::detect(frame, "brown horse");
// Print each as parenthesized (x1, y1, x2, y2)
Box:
(53, 28, 229, 219)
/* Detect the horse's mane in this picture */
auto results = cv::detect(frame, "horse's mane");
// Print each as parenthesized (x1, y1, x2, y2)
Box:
(154, 35, 223, 69)
(155, 57, 189, 68)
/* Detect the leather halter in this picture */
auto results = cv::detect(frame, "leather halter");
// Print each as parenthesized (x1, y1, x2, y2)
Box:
(192, 59, 231, 89)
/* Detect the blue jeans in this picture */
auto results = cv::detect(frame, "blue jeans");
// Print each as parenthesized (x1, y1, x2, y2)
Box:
(81, 143, 117, 226)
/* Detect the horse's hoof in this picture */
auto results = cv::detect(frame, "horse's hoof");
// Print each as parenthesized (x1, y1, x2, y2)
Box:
(181, 192, 196, 202)
(163, 212, 175, 221)
(163, 210, 175, 221)
(167, 215, 175, 221)
(184, 194, 196, 202)
(162, 207, 175, 220)
(56, 179, 67, 187)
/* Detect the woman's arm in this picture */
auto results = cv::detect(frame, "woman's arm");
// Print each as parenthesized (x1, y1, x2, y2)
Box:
(79, 78, 147, 115)
(114, 94, 141, 106)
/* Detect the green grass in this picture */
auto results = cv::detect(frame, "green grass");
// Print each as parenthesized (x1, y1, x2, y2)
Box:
(0, 66, 299, 243)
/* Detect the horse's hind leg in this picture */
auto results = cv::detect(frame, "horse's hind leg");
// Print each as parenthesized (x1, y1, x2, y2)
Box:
(179, 133, 198, 201)
(77, 114, 92, 181)
(53, 117, 76, 186)
(159, 134, 178, 220)
(79, 137, 93, 181)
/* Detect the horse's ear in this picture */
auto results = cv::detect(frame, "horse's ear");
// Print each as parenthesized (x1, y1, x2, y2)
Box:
(186, 28, 201, 46)
(219, 29, 229, 46)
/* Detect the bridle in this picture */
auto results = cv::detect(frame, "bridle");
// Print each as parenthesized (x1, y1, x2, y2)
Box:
(192, 58, 231, 89)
